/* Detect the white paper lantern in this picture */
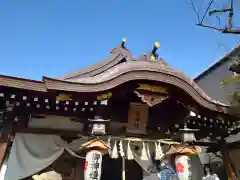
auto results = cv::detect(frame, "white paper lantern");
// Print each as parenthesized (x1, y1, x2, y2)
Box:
(84, 150, 102, 180)
(175, 155, 191, 180)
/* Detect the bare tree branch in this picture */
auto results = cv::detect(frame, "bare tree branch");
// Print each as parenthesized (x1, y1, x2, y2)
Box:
(222, 29, 240, 34)
(216, 16, 221, 26)
(200, 0, 215, 24)
(197, 24, 240, 34)
(209, 8, 232, 16)
(190, 0, 240, 35)
(196, 23, 223, 31)
(199, 0, 205, 14)
(189, 0, 201, 23)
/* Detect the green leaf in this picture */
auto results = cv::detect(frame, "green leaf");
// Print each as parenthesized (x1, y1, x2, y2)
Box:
(221, 75, 240, 86)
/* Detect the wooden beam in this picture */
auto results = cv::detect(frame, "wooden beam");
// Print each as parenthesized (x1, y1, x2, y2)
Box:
(0, 143, 7, 167)
(0, 112, 14, 142)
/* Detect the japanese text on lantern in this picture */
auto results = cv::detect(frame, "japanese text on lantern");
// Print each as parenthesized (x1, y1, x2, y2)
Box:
(89, 153, 100, 180)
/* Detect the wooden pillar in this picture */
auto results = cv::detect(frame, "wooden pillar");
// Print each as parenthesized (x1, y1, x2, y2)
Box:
(0, 143, 7, 167)
(12, 108, 30, 135)
(0, 111, 14, 142)
(220, 140, 240, 180)
(122, 157, 126, 180)
(0, 140, 14, 180)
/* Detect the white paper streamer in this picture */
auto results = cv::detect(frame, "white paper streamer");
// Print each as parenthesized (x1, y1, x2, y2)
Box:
(119, 140, 125, 157)
(155, 142, 164, 160)
(141, 142, 148, 160)
(127, 141, 134, 160)
(111, 140, 119, 159)
(107, 137, 112, 156)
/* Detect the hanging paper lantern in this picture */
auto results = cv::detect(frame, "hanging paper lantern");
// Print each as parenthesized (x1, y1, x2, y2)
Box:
(175, 155, 191, 180)
(84, 150, 102, 180)
(79, 139, 109, 180)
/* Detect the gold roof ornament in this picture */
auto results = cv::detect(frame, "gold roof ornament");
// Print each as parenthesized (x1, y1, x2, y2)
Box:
(56, 93, 72, 101)
(151, 55, 157, 61)
(121, 38, 127, 47)
(154, 41, 160, 48)
(136, 84, 168, 93)
(96, 92, 112, 101)
(151, 41, 160, 60)
(122, 37, 127, 43)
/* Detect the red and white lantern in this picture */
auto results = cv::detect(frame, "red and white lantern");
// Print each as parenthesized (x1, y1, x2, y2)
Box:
(79, 139, 109, 180)
(175, 155, 191, 180)
(84, 150, 102, 180)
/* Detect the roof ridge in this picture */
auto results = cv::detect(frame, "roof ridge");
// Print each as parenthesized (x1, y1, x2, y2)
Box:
(194, 43, 240, 80)
(57, 45, 132, 80)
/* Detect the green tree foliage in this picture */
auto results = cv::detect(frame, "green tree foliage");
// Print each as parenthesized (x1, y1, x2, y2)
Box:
(221, 59, 240, 116)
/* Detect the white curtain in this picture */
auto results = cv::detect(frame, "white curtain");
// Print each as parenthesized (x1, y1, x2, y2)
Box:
(4, 133, 86, 180)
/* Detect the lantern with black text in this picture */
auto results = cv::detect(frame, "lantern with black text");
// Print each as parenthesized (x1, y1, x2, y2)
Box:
(79, 139, 109, 180)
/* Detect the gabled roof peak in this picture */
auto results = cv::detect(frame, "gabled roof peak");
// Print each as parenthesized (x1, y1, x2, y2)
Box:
(110, 38, 130, 54)
(57, 40, 132, 80)
(58, 39, 164, 81)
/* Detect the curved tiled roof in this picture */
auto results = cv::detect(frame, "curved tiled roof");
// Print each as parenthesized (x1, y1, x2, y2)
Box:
(0, 43, 230, 114)
(43, 59, 228, 113)
(0, 75, 46, 92)
(57, 45, 132, 80)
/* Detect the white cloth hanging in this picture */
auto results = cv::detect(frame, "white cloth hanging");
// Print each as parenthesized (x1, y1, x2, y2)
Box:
(4, 133, 86, 180)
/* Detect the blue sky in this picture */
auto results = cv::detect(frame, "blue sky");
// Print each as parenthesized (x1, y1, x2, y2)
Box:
(0, 0, 239, 80)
